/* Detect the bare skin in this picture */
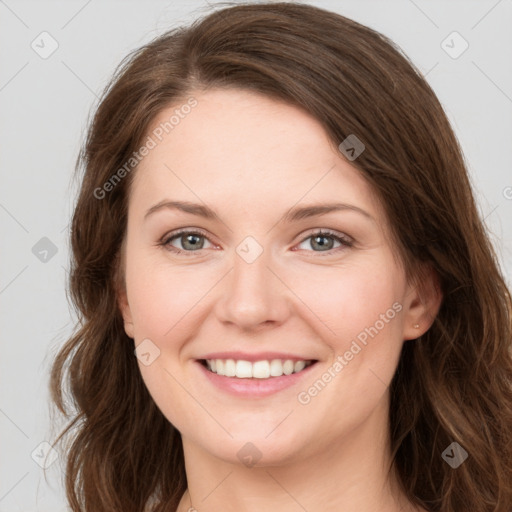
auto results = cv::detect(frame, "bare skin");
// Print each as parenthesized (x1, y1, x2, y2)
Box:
(118, 88, 441, 512)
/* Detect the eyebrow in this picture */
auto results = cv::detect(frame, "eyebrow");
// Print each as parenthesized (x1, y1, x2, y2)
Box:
(144, 200, 374, 223)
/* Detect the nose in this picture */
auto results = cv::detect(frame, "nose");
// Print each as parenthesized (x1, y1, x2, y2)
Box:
(215, 243, 291, 331)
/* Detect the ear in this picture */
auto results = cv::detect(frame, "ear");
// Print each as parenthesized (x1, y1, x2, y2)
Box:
(114, 248, 134, 339)
(401, 264, 443, 341)
(117, 285, 135, 339)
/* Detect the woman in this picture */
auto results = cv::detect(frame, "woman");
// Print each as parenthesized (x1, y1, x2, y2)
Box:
(50, 2, 512, 511)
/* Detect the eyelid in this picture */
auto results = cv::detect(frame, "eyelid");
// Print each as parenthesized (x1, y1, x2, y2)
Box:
(297, 228, 353, 245)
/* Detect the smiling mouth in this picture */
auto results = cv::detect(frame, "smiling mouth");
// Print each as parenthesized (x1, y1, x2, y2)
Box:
(199, 358, 317, 379)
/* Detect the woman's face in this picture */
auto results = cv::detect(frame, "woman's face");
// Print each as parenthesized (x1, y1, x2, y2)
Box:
(118, 88, 430, 466)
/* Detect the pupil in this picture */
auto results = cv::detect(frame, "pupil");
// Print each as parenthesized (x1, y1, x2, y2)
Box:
(314, 235, 331, 251)
(184, 234, 202, 250)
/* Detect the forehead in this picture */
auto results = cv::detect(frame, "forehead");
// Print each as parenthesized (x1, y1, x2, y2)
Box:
(140, 88, 336, 173)
(130, 88, 384, 224)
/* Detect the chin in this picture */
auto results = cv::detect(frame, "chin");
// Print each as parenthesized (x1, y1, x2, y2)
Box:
(190, 426, 312, 468)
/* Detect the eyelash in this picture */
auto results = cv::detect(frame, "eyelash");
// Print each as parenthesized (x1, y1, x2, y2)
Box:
(158, 228, 354, 257)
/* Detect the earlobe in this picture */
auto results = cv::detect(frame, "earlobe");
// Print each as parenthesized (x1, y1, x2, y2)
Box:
(402, 265, 443, 340)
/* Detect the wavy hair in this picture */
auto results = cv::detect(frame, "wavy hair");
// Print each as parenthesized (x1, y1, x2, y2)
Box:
(49, 2, 512, 511)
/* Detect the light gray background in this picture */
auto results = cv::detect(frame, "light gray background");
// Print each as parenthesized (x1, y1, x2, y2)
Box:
(1, 0, 511, 510)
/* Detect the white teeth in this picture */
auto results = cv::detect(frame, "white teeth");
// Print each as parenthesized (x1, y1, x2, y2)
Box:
(294, 360, 306, 373)
(252, 360, 270, 379)
(204, 358, 313, 378)
(269, 359, 283, 376)
(224, 359, 236, 377)
(235, 360, 252, 378)
(283, 360, 294, 375)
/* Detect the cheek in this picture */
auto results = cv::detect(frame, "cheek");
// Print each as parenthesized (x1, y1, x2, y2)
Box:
(294, 259, 406, 412)
(293, 260, 403, 345)
(125, 255, 213, 428)
(290, 264, 405, 439)
(125, 252, 208, 340)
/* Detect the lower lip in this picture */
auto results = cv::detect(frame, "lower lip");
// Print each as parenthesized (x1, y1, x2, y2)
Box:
(196, 361, 318, 398)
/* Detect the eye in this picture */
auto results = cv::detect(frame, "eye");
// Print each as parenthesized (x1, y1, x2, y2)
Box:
(158, 228, 353, 256)
(294, 229, 353, 255)
(159, 228, 215, 254)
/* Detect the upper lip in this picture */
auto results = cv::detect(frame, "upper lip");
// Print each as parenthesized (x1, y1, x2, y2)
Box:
(198, 351, 317, 362)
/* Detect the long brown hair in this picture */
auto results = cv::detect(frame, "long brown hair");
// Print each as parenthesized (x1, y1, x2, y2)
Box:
(49, 2, 512, 511)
